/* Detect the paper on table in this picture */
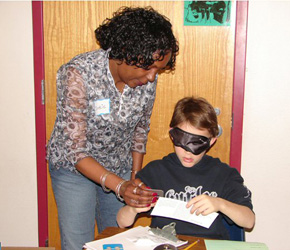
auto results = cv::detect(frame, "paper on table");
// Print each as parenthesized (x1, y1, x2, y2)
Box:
(84, 226, 187, 250)
(151, 197, 218, 228)
(204, 240, 269, 250)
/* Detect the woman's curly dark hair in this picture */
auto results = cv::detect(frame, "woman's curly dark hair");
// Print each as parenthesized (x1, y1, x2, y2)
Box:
(95, 6, 179, 70)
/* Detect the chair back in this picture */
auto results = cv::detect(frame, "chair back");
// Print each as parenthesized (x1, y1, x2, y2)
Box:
(222, 218, 245, 241)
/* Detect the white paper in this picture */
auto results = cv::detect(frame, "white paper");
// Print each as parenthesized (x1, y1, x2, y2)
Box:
(84, 226, 187, 250)
(151, 197, 218, 228)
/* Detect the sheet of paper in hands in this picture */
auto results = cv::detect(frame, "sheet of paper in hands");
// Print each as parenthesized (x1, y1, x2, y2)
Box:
(151, 197, 219, 228)
(84, 226, 187, 250)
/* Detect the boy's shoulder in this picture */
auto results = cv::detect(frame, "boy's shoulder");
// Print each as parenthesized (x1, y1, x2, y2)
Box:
(204, 155, 239, 173)
(203, 155, 224, 165)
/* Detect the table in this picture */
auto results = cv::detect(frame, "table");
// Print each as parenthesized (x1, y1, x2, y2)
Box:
(96, 227, 207, 250)
(2, 248, 55, 250)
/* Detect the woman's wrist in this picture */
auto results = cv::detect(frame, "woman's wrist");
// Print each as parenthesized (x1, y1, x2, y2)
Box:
(115, 179, 128, 201)
(99, 171, 113, 192)
(130, 169, 139, 175)
(99, 170, 126, 192)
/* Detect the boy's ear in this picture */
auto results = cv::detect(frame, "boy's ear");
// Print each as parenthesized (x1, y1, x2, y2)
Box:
(169, 127, 173, 140)
(210, 137, 217, 147)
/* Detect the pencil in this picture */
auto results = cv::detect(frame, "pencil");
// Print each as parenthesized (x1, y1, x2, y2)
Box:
(183, 239, 200, 250)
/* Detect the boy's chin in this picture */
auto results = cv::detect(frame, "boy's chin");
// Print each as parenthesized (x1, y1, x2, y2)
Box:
(182, 162, 196, 168)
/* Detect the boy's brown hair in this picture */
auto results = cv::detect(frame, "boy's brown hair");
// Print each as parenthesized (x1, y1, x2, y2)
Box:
(170, 97, 219, 138)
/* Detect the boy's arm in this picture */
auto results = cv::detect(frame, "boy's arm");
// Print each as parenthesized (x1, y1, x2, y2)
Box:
(186, 195, 255, 229)
(215, 197, 255, 229)
(117, 205, 153, 228)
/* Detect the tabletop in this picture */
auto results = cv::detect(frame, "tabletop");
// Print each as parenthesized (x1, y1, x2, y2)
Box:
(2, 248, 55, 250)
(96, 227, 207, 250)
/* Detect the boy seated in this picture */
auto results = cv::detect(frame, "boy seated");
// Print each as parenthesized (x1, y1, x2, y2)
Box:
(117, 97, 255, 239)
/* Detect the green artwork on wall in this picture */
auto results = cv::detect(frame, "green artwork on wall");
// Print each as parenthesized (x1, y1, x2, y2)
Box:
(184, 1, 232, 26)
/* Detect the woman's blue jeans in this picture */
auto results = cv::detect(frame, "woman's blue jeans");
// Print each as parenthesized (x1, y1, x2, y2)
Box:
(49, 163, 129, 250)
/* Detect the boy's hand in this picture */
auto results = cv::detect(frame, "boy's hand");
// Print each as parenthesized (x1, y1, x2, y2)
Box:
(186, 194, 221, 216)
(130, 203, 155, 214)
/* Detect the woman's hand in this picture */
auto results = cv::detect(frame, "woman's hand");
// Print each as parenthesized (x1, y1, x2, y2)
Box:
(119, 178, 157, 207)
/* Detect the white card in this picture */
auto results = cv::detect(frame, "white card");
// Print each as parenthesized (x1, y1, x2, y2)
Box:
(151, 197, 218, 228)
(94, 99, 110, 115)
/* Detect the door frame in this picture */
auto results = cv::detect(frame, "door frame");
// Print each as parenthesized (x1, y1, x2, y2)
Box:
(32, 1, 47, 247)
(230, 0, 249, 172)
(32, 0, 248, 246)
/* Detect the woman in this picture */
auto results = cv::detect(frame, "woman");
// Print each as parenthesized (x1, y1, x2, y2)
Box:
(47, 6, 179, 250)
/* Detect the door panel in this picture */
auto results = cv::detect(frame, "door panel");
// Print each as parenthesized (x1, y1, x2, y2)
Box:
(43, 1, 235, 249)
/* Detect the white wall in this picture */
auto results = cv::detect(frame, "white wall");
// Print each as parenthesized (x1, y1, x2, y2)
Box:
(0, 1, 38, 247)
(242, 1, 290, 250)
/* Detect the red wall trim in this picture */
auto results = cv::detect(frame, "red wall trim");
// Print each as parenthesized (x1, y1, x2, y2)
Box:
(32, 1, 47, 247)
(230, 1, 249, 172)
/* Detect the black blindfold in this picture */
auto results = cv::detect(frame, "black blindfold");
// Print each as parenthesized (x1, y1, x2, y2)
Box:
(169, 127, 211, 155)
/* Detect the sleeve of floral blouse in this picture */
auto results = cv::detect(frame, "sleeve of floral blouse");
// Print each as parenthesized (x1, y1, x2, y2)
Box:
(131, 87, 156, 154)
(61, 67, 91, 165)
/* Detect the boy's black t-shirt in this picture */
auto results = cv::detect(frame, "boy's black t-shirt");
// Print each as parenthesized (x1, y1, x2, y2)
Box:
(136, 153, 253, 240)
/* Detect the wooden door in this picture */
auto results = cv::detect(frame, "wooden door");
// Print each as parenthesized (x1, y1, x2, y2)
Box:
(43, 1, 236, 249)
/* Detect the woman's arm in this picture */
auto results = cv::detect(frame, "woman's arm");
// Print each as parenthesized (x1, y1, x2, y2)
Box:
(130, 80, 157, 179)
(131, 151, 144, 179)
(76, 157, 155, 207)
(76, 157, 123, 190)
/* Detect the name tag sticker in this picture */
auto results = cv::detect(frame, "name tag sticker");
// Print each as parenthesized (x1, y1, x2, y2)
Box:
(95, 99, 110, 115)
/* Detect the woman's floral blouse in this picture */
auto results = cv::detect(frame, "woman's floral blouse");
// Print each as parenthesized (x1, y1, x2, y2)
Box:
(47, 49, 157, 176)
